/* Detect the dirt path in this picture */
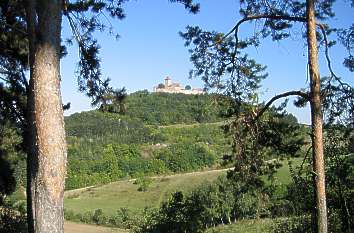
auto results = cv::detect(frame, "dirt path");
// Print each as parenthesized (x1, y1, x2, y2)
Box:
(65, 221, 128, 233)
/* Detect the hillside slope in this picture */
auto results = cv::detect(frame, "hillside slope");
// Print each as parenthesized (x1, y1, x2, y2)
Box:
(64, 92, 230, 190)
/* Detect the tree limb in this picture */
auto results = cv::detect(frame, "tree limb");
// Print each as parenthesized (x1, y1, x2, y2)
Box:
(223, 14, 307, 41)
(2, 22, 28, 36)
(254, 90, 309, 122)
(318, 24, 352, 89)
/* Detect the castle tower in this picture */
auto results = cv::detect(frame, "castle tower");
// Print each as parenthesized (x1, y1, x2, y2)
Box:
(165, 76, 172, 87)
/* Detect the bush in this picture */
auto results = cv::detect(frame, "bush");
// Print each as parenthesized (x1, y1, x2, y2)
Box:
(64, 209, 76, 221)
(270, 216, 312, 233)
(134, 175, 153, 192)
(93, 209, 106, 225)
(154, 143, 216, 173)
(80, 211, 94, 223)
(0, 208, 27, 233)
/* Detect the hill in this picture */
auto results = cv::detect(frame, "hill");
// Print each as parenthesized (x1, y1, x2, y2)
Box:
(64, 92, 230, 190)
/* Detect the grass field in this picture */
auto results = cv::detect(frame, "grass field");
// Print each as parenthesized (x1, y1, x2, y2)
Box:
(205, 219, 273, 233)
(65, 170, 224, 215)
(64, 157, 302, 216)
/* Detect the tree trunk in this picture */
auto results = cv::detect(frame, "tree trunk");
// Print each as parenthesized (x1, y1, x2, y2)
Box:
(26, 0, 67, 232)
(306, 1, 328, 233)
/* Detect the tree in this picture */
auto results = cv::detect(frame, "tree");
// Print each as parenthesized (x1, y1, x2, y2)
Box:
(185, 85, 191, 90)
(1, 0, 200, 232)
(0, 123, 19, 204)
(158, 83, 165, 89)
(181, 1, 354, 232)
(99, 87, 128, 114)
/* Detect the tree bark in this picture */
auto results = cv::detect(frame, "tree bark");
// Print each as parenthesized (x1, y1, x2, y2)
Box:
(306, 1, 328, 233)
(26, 0, 67, 232)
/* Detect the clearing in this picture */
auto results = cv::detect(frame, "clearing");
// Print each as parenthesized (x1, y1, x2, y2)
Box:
(64, 157, 301, 215)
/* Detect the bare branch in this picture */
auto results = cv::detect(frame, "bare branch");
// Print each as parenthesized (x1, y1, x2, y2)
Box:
(0, 76, 10, 83)
(254, 90, 309, 122)
(318, 24, 352, 89)
(298, 145, 312, 176)
(2, 22, 28, 36)
(223, 14, 306, 41)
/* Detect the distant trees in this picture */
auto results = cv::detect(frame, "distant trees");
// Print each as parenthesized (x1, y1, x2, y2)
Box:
(66, 140, 217, 190)
(158, 83, 165, 89)
(185, 85, 192, 90)
(123, 92, 224, 125)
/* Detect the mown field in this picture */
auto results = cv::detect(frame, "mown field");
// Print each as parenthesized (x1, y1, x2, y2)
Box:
(64, 169, 225, 215)
(64, 158, 302, 216)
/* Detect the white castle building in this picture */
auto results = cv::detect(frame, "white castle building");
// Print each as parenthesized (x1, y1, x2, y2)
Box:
(153, 76, 204, 95)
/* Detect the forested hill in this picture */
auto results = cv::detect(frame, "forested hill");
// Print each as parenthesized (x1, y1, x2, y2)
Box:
(65, 91, 225, 137)
(63, 92, 230, 189)
(122, 91, 224, 125)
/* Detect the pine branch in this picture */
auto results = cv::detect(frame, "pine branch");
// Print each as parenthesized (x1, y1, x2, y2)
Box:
(254, 90, 309, 122)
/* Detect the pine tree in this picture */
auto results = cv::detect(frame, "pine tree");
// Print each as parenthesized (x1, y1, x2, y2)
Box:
(181, 1, 354, 232)
(1, 0, 199, 232)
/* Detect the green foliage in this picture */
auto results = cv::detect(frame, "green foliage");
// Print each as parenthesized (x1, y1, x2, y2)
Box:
(0, 207, 27, 233)
(134, 175, 153, 192)
(123, 91, 224, 125)
(93, 209, 106, 225)
(66, 141, 217, 189)
(65, 107, 222, 189)
(205, 219, 272, 233)
(64, 207, 137, 229)
(64, 97, 228, 188)
(65, 111, 156, 143)
(276, 126, 354, 232)
(0, 123, 25, 203)
(0, 197, 27, 233)
(324, 127, 354, 232)
(136, 175, 271, 233)
(154, 142, 216, 173)
(270, 216, 312, 233)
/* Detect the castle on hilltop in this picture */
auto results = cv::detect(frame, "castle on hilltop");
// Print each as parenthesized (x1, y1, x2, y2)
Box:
(153, 76, 204, 95)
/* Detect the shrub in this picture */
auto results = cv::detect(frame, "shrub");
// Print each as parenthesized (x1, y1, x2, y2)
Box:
(270, 215, 312, 233)
(80, 211, 93, 224)
(0, 208, 27, 233)
(134, 175, 153, 192)
(93, 209, 106, 225)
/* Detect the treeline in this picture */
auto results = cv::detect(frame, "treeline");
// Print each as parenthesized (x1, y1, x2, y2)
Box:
(123, 91, 224, 125)
(66, 142, 217, 189)
(65, 110, 159, 143)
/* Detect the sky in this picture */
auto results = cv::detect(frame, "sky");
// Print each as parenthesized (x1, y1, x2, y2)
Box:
(60, 0, 354, 124)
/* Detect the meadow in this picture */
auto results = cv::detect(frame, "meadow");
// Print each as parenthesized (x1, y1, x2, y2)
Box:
(64, 158, 302, 216)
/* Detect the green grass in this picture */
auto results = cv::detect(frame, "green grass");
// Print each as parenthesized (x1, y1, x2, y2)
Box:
(273, 157, 303, 185)
(64, 170, 223, 215)
(206, 219, 272, 233)
(64, 157, 302, 216)
(205, 219, 273, 233)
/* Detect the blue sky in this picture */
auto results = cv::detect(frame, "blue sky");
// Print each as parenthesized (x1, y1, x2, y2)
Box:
(60, 0, 354, 124)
